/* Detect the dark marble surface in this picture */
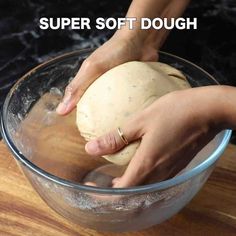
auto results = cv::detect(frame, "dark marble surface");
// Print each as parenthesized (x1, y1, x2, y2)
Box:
(0, 0, 236, 140)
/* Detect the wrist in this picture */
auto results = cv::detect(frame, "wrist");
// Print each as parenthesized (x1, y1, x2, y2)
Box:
(200, 85, 236, 131)
(113, 25, 148, 46)
(184, 86, 234, 132)
(216, 86, 236, 130)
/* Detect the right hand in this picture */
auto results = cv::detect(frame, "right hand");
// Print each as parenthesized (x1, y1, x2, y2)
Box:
(56, 32, 158, 115)
(85, 86, 231, 188)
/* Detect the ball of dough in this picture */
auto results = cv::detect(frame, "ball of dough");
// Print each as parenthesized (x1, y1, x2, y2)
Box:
(76, 61, 190, 165)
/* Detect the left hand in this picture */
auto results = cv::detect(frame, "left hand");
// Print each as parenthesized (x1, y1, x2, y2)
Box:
(56, 31, 158, 115)
(85, 86, 228, 188)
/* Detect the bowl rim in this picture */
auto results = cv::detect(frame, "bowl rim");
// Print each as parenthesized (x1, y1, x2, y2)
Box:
(0, 49, 232, 195)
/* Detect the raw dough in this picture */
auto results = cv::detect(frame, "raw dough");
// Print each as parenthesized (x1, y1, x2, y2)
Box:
(76, 61, 190, 165)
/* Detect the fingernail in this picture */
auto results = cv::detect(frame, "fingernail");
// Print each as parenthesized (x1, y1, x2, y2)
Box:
(56, 102, 67, 114)
(113, 182, 121, 188)
(112, 177, 120, 186)
(85, 140, 99, 154)
(56, 93, 72, 114)
(84, 181, 97, 187)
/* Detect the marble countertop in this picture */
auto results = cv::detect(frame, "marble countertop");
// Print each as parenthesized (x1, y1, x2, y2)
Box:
(0, 0, 235, 139)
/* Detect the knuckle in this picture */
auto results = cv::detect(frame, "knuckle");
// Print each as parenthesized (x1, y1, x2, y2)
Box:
(64, 84, 76, 97)
(82, 57, 104, 72)
(82, 58, 92, 69)
(103, 133, 119, 151)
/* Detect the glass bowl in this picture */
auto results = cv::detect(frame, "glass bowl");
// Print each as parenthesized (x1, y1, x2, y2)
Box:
(0, 49, 231, 232)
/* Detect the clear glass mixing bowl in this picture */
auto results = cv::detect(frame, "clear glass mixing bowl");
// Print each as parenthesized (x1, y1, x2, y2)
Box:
(0, 49, 231, 232)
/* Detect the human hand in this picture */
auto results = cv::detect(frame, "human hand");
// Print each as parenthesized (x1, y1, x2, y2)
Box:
(56, 0, 192, 115)
(56, 32, 158, 115)
(84, 86, 230, 188)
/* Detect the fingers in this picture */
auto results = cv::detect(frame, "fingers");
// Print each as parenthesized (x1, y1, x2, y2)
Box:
(85, 116, 143, 157)
(113, 134, 158, 188)
(56, 58, 106, 115)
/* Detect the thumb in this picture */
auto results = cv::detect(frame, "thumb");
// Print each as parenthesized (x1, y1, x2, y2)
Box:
(85, 119, 143, 157)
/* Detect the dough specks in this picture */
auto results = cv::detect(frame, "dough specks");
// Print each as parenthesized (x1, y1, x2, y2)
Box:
(76, 61, 190, 165)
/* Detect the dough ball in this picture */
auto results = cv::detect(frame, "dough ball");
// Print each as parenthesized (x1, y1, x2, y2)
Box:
(76, 61, 190, 165)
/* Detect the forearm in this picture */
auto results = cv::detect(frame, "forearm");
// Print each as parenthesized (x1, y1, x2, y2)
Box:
(195, 85, 236, 131)
(116, 0, 190, 49)
(218, 86, 236, 130)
